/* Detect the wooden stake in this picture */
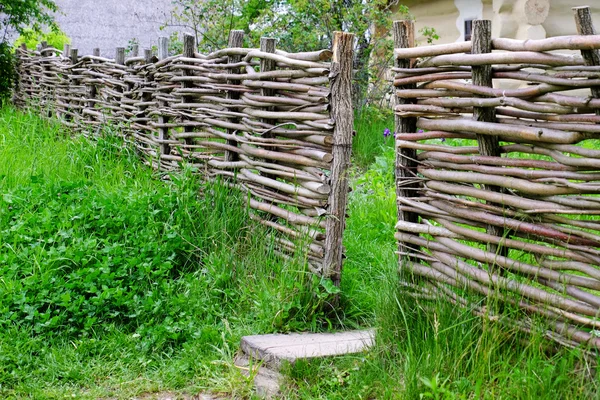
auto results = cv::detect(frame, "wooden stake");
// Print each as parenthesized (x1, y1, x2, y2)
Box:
(259, 37, 279, 183)
(225, 30, 244, 162)
(131, 44, 139, 57)
(93, 48, 100, 57)
(70, 48, 78, 64)
(158, 36, 169, 60)
(182, 34, 196, 146)
(323, 31, 354, 286)
(472, 19, 506, 259)
(574, 6, 600, 116)
(63, 44, 71, 59)
(115, 47, 125, 65)
(157, 37, 170, 161)
(393, 20, 420, 261)
(144, 49, 153, 64)
(66, 48, 80, 123)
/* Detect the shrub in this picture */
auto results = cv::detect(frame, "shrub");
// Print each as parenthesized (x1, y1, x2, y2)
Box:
(0, 43, 15, 106)
(13, 27, 70, 50)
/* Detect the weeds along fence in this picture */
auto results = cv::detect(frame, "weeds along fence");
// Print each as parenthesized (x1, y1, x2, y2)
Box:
(393, 6, 600, 353)
(13, 31, 355, 285)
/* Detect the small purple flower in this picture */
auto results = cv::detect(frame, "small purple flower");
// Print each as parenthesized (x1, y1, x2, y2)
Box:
(441, 137, 446, 142)
(418, 129, 424, 133)
(383, 128, 391, 138)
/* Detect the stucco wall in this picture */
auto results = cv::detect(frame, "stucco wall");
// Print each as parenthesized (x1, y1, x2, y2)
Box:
(395, 0, 461, 45)
(53, 0, 179, 56)
(394, 0, 600, 44)
(544, 1, 600, 36)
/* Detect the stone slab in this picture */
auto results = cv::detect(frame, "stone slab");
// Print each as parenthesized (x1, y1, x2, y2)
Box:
(234, 354, 282, 399)
(240, 329, 374, 369)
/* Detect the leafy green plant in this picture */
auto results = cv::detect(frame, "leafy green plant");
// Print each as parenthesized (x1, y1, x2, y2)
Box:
(125, 37, 140, 56)
(419, 26, 440, 45)
(0, 0, 58, 101)
(0, 43, 15, 106)
(419, 374, 464, 400)
(12, 27, 70, 50)
(0, 0, 58, 42)
(162, 0, 399, 106)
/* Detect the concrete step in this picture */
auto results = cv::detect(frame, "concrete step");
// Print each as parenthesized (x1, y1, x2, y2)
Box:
(236, 329, 375, 398)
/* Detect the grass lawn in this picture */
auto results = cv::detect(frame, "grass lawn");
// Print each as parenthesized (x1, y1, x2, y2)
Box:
(0, 106, 598, 399)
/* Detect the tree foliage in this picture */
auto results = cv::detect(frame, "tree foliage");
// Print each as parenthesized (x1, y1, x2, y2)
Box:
(0, 0, 58, 103)
(13, 27, 69, 50)
(163, 0, 405, 105)
(0, 0, 58, 42)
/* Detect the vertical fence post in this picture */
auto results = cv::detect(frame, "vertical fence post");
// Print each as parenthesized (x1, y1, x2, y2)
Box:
(86, 48, 100, 127)
(472, 20, 506, 259)
(69, 48, 80, 126)
(224, 30, 244, 162)
(134, 49, 155, 150)
(574, 6, 600, 116)
(182, 33, 196, 148)
(115, 47, 125, 65)
(259, 37, 276, 126)
(114, 47, 126, 128)
(57, 44, 70, 119)
(158, 36, 169, 61)
(144, 48, 153, 63)
(70, 48, 78, 65)
(131, 44, 139, 57)
(258, 37, 278, 182)
(63, 44, 71, 59)
(393, 20, 419, 262)
(323, 31, 354, 287)
(157, 37, 170, 163)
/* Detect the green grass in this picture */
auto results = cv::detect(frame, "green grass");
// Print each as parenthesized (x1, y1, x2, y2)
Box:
(352, 107, 395, 168)
(0, 107, 350, 398)
(280, 111, 599, 399)
(1, 106, 598, 399)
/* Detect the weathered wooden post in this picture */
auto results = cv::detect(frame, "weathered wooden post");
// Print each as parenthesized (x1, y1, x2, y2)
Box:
(113, 47, 126, 128)
(131, 44, 139, 57)
(181, 33, 196, 147)
(115, 47, 125, 65)
(55, 44, 71, 119)
(69, 48, 81, 126)
(70, 48, 78, 65)
(393, 20, 419, 262)
(85, 48, 100, 127)
(258, 37, 278, 182)
(472, 19, 506, 259)
(224, 30, 244, 162)
(157, 37, 171, 164)
(574, 6, 600, 116)
(63, 44, 71, 59)
(158, 36, 169, 60)
(323, 31, 354, 287)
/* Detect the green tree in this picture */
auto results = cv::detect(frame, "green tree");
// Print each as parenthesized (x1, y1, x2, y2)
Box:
(0, 0, 58, 103)
(1, 0, 58, 42)
(163, 0, 402, 105)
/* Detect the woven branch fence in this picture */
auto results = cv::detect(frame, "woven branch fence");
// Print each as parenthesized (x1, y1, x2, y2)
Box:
(394, 6, 600, 354)
(13, 31, 356, 285)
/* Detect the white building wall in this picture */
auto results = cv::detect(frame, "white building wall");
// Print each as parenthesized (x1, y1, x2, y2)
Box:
(53, 0, 180, 56)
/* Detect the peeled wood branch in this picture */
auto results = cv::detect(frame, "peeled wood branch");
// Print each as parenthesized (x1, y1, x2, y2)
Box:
(420, 167, 600, 195)
(417, 51, 583, 68)
(430, 199, 600, 247)
(394, 35, 600, 58)
(418, 117, 594, 144)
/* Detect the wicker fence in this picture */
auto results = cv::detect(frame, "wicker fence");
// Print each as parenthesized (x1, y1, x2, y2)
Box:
(394, 6, 600, 353)
(13, 31, 355, 285)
